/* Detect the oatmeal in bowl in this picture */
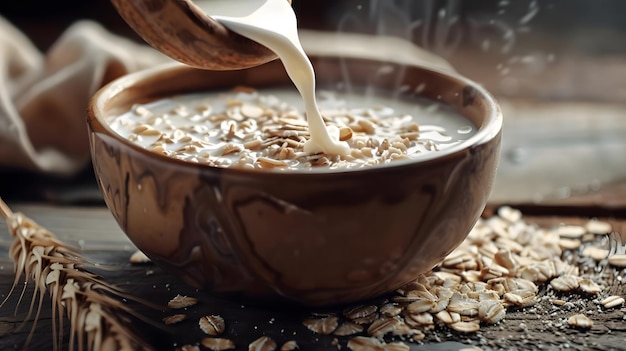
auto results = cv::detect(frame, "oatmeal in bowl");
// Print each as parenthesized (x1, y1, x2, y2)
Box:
(87, 56, 502, 306)
(110, 87, 476, 171)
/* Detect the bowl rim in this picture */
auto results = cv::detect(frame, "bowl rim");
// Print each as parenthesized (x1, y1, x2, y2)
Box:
(88, 60, 502, 176)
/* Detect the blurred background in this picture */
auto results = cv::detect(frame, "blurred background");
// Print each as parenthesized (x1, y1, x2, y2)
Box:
(3, 0, 625, 101)
(1, 0, 625, 213)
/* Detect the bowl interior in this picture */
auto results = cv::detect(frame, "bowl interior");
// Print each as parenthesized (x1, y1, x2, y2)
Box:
(92, 56, 502, 171)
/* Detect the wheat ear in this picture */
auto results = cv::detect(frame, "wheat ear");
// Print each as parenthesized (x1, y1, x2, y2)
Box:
(0, 197, 155, 351)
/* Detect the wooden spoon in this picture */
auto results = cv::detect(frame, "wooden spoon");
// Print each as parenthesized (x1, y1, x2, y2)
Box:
(110, 0, 283, 70)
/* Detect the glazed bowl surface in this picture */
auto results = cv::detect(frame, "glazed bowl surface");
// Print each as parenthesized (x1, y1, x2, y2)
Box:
(87, 55, 502, 306)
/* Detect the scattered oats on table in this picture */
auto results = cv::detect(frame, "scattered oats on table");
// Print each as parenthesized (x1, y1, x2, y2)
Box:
(333, 322, 364, 336)
(163, 313, 187, 325)
(302, 315, 339, 335)
(585, 219, 613, 234)
(168, 294, 199, 309)
(297, 205, 622, 344)
(367, 317, 403, 338)
(568, 313, 594, 329)
(249, 336, 277, 351)
(601, 295, 625, 309)
(201, 337, 236, 351)
(163, 206, 625, 349)
(582, 246, 609, 261)
(199, 315, 226, 336)
(549, 274, 580, 292)
(279, 340, 299, 351)
(343, 305, 378, 320)
(608, 254, 626, 268)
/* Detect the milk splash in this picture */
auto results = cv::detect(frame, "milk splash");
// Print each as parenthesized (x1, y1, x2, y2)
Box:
(193, 0, 350, 156)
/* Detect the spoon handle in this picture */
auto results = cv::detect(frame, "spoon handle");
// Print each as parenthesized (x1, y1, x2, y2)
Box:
(110, 0, 278, 70)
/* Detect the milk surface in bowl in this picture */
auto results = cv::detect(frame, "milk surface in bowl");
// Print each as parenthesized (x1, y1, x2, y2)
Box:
(107, 87, 476, 171)
(87, 56, 501, 306)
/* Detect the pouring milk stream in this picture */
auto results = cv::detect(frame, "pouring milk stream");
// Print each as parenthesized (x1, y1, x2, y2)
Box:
(193, 0, 350, 155)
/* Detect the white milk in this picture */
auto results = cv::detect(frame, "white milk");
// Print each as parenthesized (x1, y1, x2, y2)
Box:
(193, 0, 350, 155)
(109, 89, 475, 170)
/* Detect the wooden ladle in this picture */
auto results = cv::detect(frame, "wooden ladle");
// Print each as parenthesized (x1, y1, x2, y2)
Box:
(110, 0, 283, 70)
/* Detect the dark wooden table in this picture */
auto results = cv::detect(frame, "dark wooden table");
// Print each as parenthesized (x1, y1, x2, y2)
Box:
(1, 100, 626, 351)
(1, 205, 625, 351)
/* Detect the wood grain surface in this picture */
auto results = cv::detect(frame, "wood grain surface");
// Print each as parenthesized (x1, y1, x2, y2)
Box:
(1, 205, 625, 351)
(0, 96, 625, 350)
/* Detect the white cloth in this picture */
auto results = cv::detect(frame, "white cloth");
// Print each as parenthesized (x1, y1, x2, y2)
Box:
(0, 18, 169, 175)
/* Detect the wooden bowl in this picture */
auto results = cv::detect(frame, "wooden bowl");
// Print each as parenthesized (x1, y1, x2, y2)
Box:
(87, 56, 502, 306)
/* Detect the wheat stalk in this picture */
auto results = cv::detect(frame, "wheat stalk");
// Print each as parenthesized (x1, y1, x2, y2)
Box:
(0, 197, 155, 351)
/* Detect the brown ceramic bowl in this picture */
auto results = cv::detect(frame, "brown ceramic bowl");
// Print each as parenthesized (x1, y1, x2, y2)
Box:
(87, 56, 502, 306)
